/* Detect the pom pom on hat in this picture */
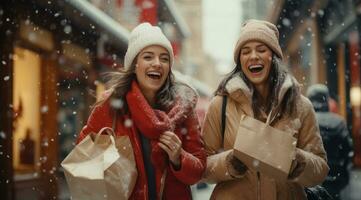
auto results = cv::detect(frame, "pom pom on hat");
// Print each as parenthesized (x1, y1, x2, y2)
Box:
(124, 23, 174, 69)
(233, 19, 283, 63)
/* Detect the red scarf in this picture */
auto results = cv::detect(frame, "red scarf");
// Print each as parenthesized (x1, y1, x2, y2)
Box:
(126, 81, 196, 170)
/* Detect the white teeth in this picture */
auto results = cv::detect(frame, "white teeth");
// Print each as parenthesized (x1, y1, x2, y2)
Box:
(249, 65, 263, 69)
(147, 71, 161, 76)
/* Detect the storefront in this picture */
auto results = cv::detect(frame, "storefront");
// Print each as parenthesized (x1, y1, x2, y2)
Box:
(1, 0, 194, 199)
(0, 0, 129, 199)
(318, 0, 361, 167)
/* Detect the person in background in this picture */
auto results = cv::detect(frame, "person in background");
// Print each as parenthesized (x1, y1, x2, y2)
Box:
(307, 84, 353, 200)
(201, 19, 329, 199)
(77, 23, 206, 200)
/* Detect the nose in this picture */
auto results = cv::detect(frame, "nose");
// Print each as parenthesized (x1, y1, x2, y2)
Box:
(250, 50, 259, 60)
(152, 57, 161, 67)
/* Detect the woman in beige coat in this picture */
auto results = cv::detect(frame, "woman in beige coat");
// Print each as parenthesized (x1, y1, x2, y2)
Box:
(201, 19, 329, 200)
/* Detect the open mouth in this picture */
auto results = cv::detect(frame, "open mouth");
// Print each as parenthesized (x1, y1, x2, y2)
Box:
(147, 71, 162, 80)
(248, 65, 264, 73)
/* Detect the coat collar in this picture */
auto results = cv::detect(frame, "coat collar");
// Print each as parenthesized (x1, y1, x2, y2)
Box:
(225, 73, 298, 123)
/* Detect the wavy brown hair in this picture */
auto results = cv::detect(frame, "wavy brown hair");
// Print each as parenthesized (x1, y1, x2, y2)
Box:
(215, 54, 300, 119)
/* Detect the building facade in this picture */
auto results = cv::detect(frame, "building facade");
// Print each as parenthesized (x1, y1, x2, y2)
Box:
(173, 0, 218, 90)
(0, 0, 191, 199)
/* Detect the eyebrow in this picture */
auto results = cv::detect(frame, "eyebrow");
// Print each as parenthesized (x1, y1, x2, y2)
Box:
(141, 51, 154, 55)
(160, 53, 170, 57)
(141, 51, 169, 57)
(242, 44, 267, 49)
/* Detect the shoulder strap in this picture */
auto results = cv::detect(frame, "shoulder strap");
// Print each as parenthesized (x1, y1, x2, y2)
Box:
(221, 95, 228, 145)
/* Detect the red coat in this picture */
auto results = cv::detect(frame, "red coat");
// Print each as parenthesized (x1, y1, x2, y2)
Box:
(77, 89, 206, 199)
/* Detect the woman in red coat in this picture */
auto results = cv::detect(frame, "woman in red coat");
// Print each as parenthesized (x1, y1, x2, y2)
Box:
(77, 23, 206, 199)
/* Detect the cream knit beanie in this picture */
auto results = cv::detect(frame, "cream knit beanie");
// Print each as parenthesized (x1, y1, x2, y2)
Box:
(234, 19, 283, 63)
(124, 23, 174, 69)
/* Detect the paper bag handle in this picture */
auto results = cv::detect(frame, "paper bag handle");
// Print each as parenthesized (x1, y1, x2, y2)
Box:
(93, 112, 118, 144)
(94, 127, 115, 144)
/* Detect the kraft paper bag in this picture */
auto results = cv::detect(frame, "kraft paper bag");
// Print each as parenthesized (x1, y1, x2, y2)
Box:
(61, 127, 137, 200)
(233, 115, 296, 180)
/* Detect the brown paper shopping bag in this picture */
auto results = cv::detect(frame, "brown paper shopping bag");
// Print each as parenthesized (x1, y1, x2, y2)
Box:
(233, 115, 296, 180)
(61, 127, 137, 200)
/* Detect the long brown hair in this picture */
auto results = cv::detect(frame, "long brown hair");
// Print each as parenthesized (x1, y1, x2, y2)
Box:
(215, 54, 300, 118)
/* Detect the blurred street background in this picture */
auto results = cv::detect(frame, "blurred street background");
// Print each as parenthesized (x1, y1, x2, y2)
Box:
(0, 0, 360, 199)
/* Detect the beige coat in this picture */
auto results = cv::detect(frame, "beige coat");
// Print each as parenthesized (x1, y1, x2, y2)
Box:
(201, 75, 329, 200)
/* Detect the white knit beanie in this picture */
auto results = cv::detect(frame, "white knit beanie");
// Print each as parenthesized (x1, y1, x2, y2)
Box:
(124, 23, 174, 69)
(234, 19, 283, 63)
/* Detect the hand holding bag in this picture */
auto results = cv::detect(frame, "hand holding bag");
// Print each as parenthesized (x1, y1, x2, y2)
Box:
(61, 125, 137, 200)
(222, 96, 331, 198)
(233, 114, 297, 180)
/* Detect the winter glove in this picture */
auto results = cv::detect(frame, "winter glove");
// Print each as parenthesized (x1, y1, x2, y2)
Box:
(288, 148, 306, 179)
(226, 150, 248, 178)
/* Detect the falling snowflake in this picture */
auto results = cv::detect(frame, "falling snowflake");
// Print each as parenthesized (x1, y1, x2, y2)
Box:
(64, 25, 72, 34)
(3, 76, 10, 81)
(282, 18, 291, 27)
(41, 105, 49, 113)
(0, 131, 6, 139)
(252, 160, 260, 167)
(317, 9, 324, 16)
(40, 156, 48, 163)
(180, 128, 187, 135)
(28, 32, 37, 42)
(111, 99, 123, 109)
(42, 139, 49, 147)
(124, 119, 132, 127)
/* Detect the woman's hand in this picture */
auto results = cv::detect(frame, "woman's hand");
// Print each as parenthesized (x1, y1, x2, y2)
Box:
(158, 131, 182, 169)
(288, 149, 306, 179)
(227, 150, 248, 177)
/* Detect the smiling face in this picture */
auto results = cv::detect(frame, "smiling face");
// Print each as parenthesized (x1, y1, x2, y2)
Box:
(135, 45, 171, 99)
(239, 41, 273, 87)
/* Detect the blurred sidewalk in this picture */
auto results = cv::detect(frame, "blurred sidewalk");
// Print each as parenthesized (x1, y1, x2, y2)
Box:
(191, 169, 361, 200)
(58, 169, 361, 200)
(341, 168, 361, 200)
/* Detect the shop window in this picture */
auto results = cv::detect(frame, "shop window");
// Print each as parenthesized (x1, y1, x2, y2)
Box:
(13, 47, 41, 174)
